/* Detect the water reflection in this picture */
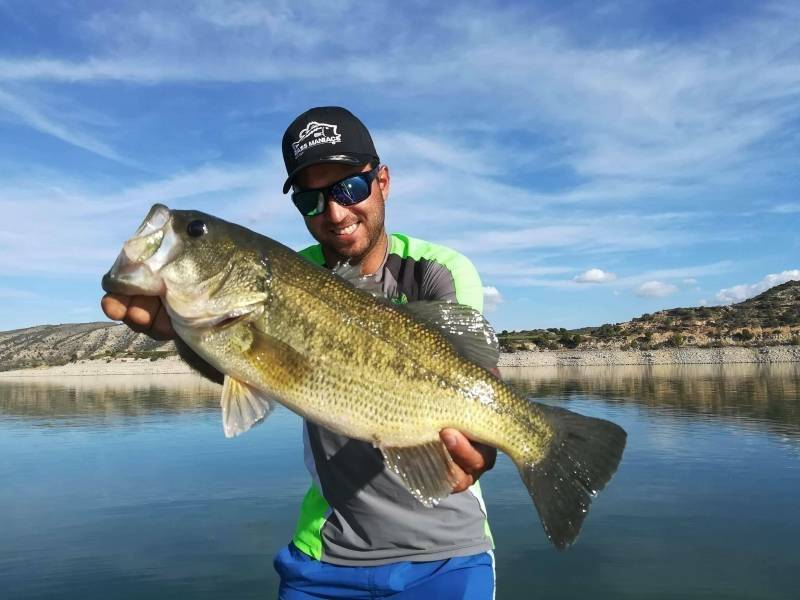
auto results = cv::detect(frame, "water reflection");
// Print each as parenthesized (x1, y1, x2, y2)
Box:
(501, 363, 800, 438)
(0, 374, 221, 422)
(1, 366, 799, 599)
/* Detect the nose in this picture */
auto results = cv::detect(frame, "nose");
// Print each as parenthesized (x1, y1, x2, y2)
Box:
(324, 197, 351, 222)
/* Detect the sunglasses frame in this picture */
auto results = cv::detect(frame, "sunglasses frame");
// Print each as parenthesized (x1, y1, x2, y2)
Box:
(291, 164, 381, 217)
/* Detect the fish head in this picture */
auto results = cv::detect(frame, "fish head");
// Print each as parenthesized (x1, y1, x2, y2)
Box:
(103, 203, 269, 329)
(102, 203, 178, 297)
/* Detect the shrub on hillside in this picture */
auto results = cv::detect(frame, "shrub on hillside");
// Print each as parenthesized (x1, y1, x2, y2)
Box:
(669, 333, 685, 348)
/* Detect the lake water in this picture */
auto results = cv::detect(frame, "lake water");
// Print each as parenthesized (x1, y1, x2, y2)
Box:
(2, 364, 799, 599)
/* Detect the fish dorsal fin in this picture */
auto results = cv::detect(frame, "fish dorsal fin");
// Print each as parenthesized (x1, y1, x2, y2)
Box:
(399, 302, 499, 372)
(221, 375, 278, 438)
(380, 440, 460, 507)
(332, 261, 384, 297)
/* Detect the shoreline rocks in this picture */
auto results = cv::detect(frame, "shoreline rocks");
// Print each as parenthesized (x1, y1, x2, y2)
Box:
(0, 355, 195, 377)
(497, 345, 800, 367)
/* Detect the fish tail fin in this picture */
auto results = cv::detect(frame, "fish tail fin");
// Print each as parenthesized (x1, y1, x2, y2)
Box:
(515, 403, 626, 550)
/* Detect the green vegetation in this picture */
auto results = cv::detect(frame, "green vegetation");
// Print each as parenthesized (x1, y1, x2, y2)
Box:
(97, 349, 173, 361)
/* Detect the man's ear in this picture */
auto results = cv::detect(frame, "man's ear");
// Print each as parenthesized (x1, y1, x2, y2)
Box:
(378, 164, 390, 201)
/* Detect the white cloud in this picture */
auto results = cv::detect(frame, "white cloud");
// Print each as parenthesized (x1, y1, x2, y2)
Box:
(473, 260, 733, 292)
(0, 157, 291, 277)
(0, 87, 131, 164)
(574, 268, 617, 283)
(715, 269, 800, 304)
(683, 278, 698, 285)
(769, 203, 800, 214)
(438, 214, 706, 256)
(635, 281, 679, 298)
(483, 286, 503, 312)
(0, 287, 40, 300)
(614, 262, 733, 287)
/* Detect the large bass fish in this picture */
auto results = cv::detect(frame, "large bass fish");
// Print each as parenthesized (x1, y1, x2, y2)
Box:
(102, 204, 626, 549)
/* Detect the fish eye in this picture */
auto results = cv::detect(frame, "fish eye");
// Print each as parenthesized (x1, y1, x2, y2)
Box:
(187, 220, 208, 237)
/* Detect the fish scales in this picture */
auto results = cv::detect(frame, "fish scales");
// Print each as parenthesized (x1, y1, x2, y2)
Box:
(271, 245, 540, 453)
(196, 242, 531, 453)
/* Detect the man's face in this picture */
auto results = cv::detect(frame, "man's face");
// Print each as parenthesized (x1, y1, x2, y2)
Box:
(293, 162, 390, 265)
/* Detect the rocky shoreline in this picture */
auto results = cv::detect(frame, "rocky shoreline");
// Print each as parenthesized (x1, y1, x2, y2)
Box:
(497, 345, 800, 367)
(0, 355, 196, 377)
(0, 345, 798, 378)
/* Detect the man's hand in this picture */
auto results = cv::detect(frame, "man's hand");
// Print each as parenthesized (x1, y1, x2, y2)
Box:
(440, 429, 497, 493)
(100, 293, 175, 341)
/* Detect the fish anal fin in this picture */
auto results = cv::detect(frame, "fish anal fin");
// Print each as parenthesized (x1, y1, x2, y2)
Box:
(380, 440, 460, 507)
(221, 375, 277, 438)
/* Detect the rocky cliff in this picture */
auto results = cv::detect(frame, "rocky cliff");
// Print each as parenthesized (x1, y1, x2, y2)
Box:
(500, 280, 800, 352)
(0, 322, 175, 371)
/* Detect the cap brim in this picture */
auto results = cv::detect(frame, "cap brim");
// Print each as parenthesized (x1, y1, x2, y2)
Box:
(282, 154, 376, 193)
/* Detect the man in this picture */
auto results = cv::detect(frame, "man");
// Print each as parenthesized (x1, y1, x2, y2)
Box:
(101, 106, 498, 599)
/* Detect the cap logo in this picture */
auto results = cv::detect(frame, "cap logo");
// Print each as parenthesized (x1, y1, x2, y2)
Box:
(292, 121, 342, 159)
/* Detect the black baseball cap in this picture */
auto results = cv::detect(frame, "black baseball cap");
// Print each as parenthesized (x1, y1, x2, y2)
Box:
(281, 106, 379, 193)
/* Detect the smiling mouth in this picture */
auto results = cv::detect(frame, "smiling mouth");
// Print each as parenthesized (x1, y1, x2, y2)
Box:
(333, 223, 359, 236)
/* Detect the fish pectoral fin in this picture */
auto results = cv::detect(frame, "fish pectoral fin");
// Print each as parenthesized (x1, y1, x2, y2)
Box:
(380, 440, 460, 507)
(221, 375, 278, 438)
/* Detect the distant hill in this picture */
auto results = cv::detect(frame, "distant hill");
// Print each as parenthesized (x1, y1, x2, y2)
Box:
(499, 280, 800, 352)
(0, 322, 175, 371)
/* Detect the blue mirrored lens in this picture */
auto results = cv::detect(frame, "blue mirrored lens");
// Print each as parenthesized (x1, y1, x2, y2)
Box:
(330, 175, 371, 206)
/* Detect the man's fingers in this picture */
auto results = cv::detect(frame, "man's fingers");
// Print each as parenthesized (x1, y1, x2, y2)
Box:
(150, 302, 176, 340)
(441, 429, 485, 472)
(450, 464, 472, 493)
(473, 441, 497, 471)
(441, 429, 498, 493)
(101, 294, 131, 321)
(126, 295, 162, 328)
(101, 293, 174, 340)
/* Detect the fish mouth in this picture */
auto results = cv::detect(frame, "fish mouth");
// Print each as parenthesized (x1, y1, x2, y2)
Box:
(167, 303, 262, 331)
(102, 204, 179, 297)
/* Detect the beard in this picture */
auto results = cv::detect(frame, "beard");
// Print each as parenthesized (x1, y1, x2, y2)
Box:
(305, 199, 387, 269)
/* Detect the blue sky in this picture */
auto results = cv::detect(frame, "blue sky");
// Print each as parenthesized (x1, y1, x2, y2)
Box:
(0, 0, 798, 332)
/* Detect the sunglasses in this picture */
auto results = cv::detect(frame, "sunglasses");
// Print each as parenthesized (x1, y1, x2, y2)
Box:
(291, 165, 381, 217)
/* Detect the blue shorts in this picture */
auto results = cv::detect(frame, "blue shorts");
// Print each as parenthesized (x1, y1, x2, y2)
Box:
(274, 543, 495, 599)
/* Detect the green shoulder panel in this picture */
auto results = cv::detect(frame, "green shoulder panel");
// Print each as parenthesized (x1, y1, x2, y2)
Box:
(389, 233, 485, 313)
(297, 243, 325, 266)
